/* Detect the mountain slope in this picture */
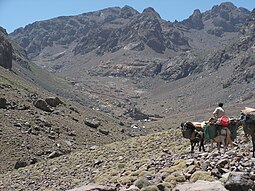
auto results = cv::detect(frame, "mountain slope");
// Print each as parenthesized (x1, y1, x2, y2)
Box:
(0, 28, 146, 174)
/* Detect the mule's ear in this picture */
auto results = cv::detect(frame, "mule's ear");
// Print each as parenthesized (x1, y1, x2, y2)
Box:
(181, 122, 184, 127)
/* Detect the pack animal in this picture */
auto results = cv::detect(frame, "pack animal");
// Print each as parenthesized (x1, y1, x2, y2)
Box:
(240, 107, 255, 157)
(209, 125, 233, 153)
(181, 122, 205, 153)
(205, 117, 240, 153)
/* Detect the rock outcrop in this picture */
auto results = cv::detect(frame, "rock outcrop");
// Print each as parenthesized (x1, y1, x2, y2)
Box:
(0, 27, 12, 69)
(181, 9, 204, 30)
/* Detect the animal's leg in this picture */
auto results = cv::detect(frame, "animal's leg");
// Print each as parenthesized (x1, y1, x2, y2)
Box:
(200, 137, 205, 152)
(217, 142, 221, 153)
(210, 139, 213, 152)
(223, 131, 227, 153)
(191, 140, 194, 153)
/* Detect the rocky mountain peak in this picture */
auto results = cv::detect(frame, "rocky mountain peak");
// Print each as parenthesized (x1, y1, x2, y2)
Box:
(142, 7, 161, 19)
(202, 2, 250, 37)
(120, 5, 139, 18)
(211, 2, 236, 14)
(181, 9, 204, 30)
(0, 26, 7, 35)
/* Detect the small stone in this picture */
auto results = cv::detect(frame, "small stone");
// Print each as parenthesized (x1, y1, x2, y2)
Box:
(48, 151, 62, 158)
(14, 160, 27, 169)
(186, 159, 195, 166)
(84, 118, 100, 128)
(98, 128, 109, 135)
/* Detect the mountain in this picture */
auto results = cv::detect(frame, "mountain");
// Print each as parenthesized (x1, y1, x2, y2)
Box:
(10, 3, 250, 77)
(9, 3, 254, 124)
(0, 27, 148, 174)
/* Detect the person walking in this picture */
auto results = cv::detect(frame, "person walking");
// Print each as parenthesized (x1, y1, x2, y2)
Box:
(213, 102, 225, 119)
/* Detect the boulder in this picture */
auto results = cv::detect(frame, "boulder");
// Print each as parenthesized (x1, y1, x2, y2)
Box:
(67, 185, 116, 191)
(14, 160, 28, 169)
(225, 172, 255, 191)
(0, 97, 7, 108)
(175, 180, 228, 191)
(98, 128, 109, 135)
(45, 97, 62, 107)
(34, 99, 53, 112)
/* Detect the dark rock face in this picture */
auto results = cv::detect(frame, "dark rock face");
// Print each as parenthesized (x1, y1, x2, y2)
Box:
(0, 27, 12, 69)
(138, 8, 165, 53)
(159, 54, 198, 81)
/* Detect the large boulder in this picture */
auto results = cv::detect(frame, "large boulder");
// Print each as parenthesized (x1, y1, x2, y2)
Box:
(225, 172, 255, 191)
(34, 99, 53, 112)
(67, 185, 116, 191)
(45, 97, 62, 107)
(175, 180, 228, 191)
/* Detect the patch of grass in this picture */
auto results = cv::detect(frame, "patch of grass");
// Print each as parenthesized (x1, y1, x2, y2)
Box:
(190, 171, 215, 182)
(141, 185, 159, 191)
(164, 171, 186, 185)
(130, 168, 147, 176)
(117, 162, 126, 169)
(160, 159, 186, 174)
(95, 175, 111, 184)
(0, 76, 30, 91)
(119, 176, 135, 185)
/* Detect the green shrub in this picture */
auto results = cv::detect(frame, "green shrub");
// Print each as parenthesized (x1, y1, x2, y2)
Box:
(190, 171, 214, 182)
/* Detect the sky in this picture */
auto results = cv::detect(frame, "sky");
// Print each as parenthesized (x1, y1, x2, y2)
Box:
(0, 0, 254, 34)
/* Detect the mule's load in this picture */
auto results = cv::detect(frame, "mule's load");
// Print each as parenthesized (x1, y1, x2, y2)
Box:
(204, 116, 238, 139)
(181, 121, 205, 139)
(241, 107, 255, 121)
(180, 121, 206, 152)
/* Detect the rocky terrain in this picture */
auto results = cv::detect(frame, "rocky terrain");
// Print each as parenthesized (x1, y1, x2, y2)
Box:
(1, 1, 255, 191)
(0, 66, 148, 174)
(1, 126, 255, 191)
(0, 30, 148, 175)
